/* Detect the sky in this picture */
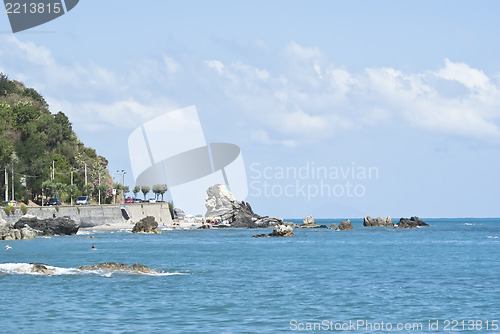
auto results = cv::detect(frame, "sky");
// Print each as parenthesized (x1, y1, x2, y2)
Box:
(1, 1, 499, 218)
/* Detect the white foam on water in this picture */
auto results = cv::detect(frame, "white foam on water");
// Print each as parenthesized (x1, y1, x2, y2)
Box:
(0, 263, 189, 277)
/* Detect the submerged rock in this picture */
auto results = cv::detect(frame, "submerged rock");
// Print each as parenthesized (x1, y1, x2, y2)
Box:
(132, 216, 161, 234)
(336, 220, 353, 231)
(363, 216, 394, 227)
(396, 217, 429, 228)
(205, 184, 283, 228)
(30, 263, 55, 275)
(13, 216, 78, 235)
(76, 262, 155, 274)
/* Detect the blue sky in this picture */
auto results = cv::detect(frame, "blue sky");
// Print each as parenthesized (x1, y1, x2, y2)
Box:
(1, 1, 499, 218)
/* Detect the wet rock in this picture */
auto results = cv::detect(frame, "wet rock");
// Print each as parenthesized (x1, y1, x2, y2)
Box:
(329, 223, 337, 229)
(0, 224, 38, 240)
(268, 224, 294, 237)
(396, 217, 429, 228)
(14, 216, 78, 235)
(30, 263, 55, 275)
(76, 262, 155, 274)
(132, 216, 161, 234)
(363, 216, 394, 227)
(336, 219, 353, 231)
(252, 234, 268, 238)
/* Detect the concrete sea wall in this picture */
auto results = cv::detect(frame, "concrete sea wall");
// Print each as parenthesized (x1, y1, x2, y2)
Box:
(0, 203, 174, 227)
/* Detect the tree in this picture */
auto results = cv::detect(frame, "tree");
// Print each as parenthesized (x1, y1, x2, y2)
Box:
(83, 183, 94, 196)
(41, 180, 56, 200)
(140, 185, 150, 200)
(98, 183, 108, 204)
(152, 184, 168, 201)
(133, 185, 140, 198)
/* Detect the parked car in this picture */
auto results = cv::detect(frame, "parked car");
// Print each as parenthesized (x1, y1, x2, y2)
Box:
(132, 198, 142, 203)
(148, 198, 156, 203)
(125, 197, 133, 203)
(76, 196, 90, 205)
(46, 198, 61, 206)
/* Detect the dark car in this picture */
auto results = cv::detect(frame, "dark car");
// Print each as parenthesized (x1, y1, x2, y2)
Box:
(132, 198, 142, 203)
(46, 198, 61, 206)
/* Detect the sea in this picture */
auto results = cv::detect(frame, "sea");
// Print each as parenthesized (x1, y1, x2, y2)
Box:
(1, 218, 499, 333)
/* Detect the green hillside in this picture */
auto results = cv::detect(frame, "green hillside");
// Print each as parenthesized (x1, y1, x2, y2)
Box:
(0, 73, 115, 205)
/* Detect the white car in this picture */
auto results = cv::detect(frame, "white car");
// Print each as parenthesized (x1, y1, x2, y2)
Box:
(148, 198, 156, 203)
(76, 196, 90, 205)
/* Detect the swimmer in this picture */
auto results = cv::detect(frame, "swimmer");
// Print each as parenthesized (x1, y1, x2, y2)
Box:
(5, 245, 12, 250)
(91, 245, 96, 250)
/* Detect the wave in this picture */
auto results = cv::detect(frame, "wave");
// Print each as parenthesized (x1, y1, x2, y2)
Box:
(0, 263, 187, 277)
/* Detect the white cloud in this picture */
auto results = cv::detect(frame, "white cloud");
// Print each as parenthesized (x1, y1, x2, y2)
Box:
(1, 37, 499, 147)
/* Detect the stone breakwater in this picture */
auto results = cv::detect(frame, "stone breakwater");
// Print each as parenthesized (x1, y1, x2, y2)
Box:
(0, 203, 173, 228)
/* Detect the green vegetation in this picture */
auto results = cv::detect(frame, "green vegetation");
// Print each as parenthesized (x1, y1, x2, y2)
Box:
(140, 185, 151, 200)
(20, 204, 27, 215)
(152, 184, 168, 201)
(0, 73, 114, 205)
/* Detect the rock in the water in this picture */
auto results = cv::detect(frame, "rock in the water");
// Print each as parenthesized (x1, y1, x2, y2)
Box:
(205, 184, 283, 228)
(268, 224, 294, 237)
(0, 224, 40, 240)
(132, 216, 161, 234)
(396, 216, 429, 228)
(336, 219, 353, 231)
(76, 262, 155, 274)
(329, 223, 337, 229)
(363, 216, 394, 227)
(30, 263, 55, 275)
(13, 216, 78, 235)
(252, 224, 295, 238)
(301, 215, 319, 228)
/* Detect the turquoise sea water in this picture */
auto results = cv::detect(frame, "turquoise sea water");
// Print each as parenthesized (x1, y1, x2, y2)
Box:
(1, 218, 499, 333)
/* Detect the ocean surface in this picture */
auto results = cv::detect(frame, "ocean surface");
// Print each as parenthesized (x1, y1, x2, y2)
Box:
(1, 218, 499, 333)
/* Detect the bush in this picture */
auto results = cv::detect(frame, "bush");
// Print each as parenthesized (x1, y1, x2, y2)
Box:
(20, 204, 28, 215)
(55, 205, 60, 212)
(3, 205, 14, 215)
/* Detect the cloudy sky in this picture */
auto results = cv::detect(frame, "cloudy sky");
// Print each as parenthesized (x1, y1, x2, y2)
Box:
(1, 1, 499, 218)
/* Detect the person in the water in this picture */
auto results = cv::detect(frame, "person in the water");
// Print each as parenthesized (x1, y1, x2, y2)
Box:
(91, 245, 96, 250)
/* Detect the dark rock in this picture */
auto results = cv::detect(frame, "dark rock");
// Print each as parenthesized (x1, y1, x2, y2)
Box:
(76, 262, 155, 274)
(252, 234, 268, 238)
(397, 216, 429, 228)
(336, 219, 353, 231)
(13, 216, 78, 236)
(198, 224, 212, 229)
(30, 263, 55, 275)
(363, 216, 394, 227)
(318, 225, 328, 229)
(132, 216, 161, 234)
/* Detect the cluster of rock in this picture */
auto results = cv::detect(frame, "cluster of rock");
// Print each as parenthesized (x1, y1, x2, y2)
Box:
(396, 216, 429, 228)
(28, 262, 156, 275)
(363, 215, 429, 229)
(253, 224, 294, 238)
(205, 184, 283, 228)
(363, 216, 394, 227)
(132, 216, 161, 234)
(0, 215, 78, 240)
(76, 262, 155, 274)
